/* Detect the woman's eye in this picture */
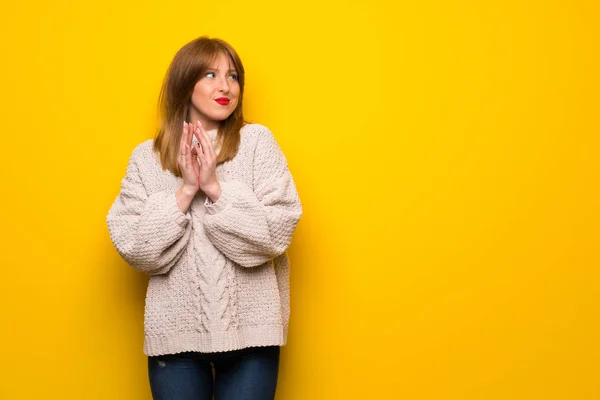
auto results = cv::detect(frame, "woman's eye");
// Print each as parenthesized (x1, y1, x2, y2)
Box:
(204, 71, 237, 80)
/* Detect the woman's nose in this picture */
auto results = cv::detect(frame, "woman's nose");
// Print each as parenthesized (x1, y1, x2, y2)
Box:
(217, 77, 230, 93)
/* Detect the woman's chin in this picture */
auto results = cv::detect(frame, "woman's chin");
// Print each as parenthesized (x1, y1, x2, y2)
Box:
(209, 113, 234, 123)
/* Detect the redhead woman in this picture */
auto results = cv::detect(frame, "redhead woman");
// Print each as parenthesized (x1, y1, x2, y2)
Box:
(106, 36, 302, 400)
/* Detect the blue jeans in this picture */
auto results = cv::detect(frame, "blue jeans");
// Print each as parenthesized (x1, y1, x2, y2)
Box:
(148, 346, 280, 400)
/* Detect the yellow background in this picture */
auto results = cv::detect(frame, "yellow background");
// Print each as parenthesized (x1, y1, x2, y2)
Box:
(1, 0, 599, 398)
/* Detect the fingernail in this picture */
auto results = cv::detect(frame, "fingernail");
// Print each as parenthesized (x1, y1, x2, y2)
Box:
(197, 120, 202, 126)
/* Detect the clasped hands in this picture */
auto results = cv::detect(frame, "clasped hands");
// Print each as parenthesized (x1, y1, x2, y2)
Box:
(178, 121, 221, 204)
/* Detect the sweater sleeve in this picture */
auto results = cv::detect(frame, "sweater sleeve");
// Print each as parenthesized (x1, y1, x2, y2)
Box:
(106, 147, 192, 275)
(203, 128, 302, 268)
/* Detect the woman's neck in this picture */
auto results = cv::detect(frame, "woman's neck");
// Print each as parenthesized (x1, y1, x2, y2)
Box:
(187, 111, 219, 131)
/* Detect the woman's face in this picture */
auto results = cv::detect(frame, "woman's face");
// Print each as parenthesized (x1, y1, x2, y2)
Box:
(188, 52, 240, 130)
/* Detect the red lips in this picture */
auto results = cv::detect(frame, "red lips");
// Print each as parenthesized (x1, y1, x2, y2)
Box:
(215, 98, 230, 105)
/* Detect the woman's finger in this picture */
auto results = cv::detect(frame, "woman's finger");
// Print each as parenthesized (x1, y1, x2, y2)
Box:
(187, 122, 194, 149)
(192, 129, 204, 157)
(189, 123, 202, 167)
(201, 125, 216, 160)
(193, 142, 203, 167)
(184, 143, 191, 171)
(195, 123, 213, 163)
(179, 121, 187, 157)
(182, 125, 194, 175)
(197, 121, 215, 158)
(192, 126, 207, 165)
(186, 143, 195, 169)
(179, 124, 187, 170)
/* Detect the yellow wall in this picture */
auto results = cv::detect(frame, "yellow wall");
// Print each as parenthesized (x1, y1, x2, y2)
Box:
(1, 0, 599, 398)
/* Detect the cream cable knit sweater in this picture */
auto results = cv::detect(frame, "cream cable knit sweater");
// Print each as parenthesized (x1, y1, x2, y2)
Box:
(106, 123, 302, 356)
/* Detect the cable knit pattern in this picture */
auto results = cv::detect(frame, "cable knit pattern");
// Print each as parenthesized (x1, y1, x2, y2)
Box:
(106, 123, 302, 356)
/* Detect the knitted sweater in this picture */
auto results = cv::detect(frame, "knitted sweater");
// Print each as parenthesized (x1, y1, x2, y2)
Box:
(106, 123, 302, 356)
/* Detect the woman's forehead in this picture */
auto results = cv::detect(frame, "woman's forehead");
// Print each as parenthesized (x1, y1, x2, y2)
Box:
(207, 52, 236, 71)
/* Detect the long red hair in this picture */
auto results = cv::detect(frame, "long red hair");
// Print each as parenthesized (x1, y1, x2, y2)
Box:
(153, 36, 246, 176)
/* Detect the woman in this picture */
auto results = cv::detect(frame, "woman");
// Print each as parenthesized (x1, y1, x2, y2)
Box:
(106, 36, 302, 400)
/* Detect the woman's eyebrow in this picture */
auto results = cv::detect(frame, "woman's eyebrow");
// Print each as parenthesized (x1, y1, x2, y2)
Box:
(206, 67, 237, 74)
